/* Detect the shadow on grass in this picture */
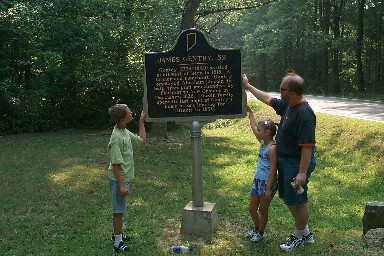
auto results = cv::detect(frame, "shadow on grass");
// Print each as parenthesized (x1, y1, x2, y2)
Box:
(0, 113, 383, 255)
(0, 131, 113, 255)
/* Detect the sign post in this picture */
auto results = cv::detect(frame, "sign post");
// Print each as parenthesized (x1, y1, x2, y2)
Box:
(191, 121, 203, 207)
(144, 28, 245, 238)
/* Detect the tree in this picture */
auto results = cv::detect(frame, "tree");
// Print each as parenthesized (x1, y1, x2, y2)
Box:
(364, 0, 384, 93)
(1, 0, 382, 134)
(329, 0, 346, 93)
(181, 0, 202, 30)
(356, 0, 365, 91)
(0, 0, 142, 133)
(237, 0, 383, 96)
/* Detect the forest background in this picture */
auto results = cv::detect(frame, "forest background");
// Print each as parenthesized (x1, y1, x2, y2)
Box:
(0, 0, 383, 134)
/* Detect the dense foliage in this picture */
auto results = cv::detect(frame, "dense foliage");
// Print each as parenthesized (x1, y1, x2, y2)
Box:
(0, 0, 182, 134)
(237, 0, 383, 95)
(0, 0, 383, 134)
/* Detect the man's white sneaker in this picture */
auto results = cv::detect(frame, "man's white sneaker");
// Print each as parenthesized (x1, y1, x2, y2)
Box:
(280, 235, 304, 251)
(303, 232, 315, 244)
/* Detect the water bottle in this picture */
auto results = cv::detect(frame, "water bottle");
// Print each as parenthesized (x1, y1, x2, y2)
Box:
(291, 178, 304, 194)
(170, 245, 192, 253)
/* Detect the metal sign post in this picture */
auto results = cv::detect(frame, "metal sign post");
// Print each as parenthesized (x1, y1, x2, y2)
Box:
(191, 121, 203, 207)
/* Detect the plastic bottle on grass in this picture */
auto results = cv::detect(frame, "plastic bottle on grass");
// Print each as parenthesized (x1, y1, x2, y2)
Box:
(170, 245, 192, 253)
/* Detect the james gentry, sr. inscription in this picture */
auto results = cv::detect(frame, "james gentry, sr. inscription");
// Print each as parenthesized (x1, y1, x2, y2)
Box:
(144, 28, 246, 122)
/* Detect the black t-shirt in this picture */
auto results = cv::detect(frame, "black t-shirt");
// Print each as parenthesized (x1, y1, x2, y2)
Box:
(271, 98, 316, 158)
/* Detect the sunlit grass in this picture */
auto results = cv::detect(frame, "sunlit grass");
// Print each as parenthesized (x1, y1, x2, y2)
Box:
(0, 102, 383, 255)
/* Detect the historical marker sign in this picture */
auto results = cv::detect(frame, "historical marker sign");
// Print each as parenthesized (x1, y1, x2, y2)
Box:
(144, 28, 246, 122)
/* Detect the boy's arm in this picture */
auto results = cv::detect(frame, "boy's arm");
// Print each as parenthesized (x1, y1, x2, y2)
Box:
(112, 164, 128, 197)
(139, 111, 147, 144)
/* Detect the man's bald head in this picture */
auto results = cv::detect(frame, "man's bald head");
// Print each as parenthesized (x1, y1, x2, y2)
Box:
(282, 73, 305, 96)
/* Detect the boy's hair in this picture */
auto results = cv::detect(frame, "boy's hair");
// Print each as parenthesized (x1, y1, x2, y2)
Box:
(109, 104, 128, 124)
(258, 119, 277, 138)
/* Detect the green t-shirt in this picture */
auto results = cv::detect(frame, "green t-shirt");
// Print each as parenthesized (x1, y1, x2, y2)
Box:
(107, 127, 143, 182)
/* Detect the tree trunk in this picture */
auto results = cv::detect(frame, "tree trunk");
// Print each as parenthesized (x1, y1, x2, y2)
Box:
(356, 0, 365, 91)
(152, 0, 202, 141)
(180, 0, 202, 30)
(330, 0, 344, 93)
(320, 0, 331, 92)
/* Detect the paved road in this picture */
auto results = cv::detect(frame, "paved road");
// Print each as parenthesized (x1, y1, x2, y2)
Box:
(247, 91, 384, 123)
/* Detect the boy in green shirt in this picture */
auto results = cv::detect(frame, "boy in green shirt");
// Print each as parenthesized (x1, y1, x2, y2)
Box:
(107, 104, 146, 253)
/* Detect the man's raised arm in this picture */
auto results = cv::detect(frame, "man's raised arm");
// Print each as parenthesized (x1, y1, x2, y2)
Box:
(242, 74, 272, 106)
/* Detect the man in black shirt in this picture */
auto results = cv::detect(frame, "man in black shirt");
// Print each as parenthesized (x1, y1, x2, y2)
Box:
(242, 73, 317, 251)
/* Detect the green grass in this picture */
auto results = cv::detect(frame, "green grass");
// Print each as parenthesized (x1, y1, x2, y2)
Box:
(0, 101, 383, 255)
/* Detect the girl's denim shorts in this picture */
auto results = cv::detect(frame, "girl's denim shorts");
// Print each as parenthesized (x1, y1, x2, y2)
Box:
(250, 178, 278, 197)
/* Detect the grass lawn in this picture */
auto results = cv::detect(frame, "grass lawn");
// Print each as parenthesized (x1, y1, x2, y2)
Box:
(0, 101, 383, 255)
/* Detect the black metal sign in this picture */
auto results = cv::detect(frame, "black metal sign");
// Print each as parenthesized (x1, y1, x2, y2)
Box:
(144, 28, 245, 122)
